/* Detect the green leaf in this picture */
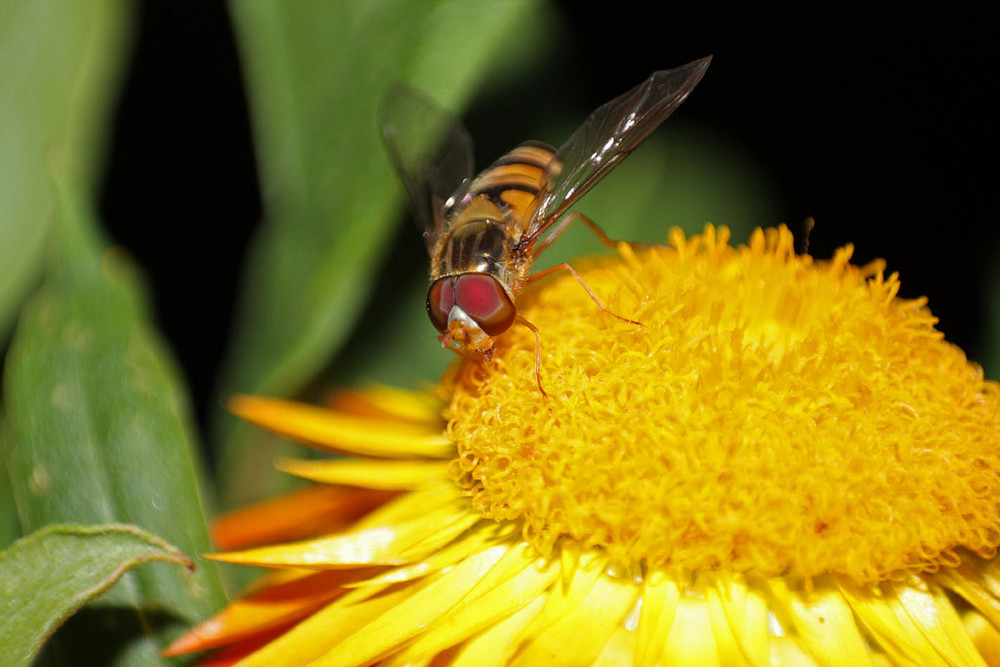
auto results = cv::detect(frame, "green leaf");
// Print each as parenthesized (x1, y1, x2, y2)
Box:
(3, 187, 226, 661)
(0, 411, 17, 550)
(0, 523, 194, 667)
(217, 0, 545, 506)
(0, 0, 131, 340)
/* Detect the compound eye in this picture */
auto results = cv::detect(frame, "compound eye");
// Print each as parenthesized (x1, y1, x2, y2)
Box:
(426, 277, 455, 333)
(455, 274, 516, 336)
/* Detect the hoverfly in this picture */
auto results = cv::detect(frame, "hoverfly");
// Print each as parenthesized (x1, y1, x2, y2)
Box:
(381, 57, 711, 394)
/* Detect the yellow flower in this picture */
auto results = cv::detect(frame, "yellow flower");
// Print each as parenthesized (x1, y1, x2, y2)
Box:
(167, 226, 1000, 665)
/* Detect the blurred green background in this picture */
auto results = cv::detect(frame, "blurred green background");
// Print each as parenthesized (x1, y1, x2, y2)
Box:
(1, 1, 997, 664)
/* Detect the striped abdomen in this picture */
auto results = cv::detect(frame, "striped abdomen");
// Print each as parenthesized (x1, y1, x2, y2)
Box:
(434, 140, 556, 281)
(461, 140, 555, 231)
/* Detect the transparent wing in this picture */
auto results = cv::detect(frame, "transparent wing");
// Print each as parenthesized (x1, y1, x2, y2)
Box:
(379, 83, 475, 253)
(524, 56, 712, 243)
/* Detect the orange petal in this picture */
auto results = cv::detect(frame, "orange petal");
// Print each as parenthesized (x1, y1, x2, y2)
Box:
(182, 627, 287, 667)
(209, 500, 480, 569)
(163, 568, 382, 657)
(325, 386, 443, 426)
(232, 578, 421, 666)
(229, 395, 452, 459)
(211, 485, 397, 551)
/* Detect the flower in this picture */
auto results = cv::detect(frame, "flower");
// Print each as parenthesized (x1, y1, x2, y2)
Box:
(167, 225, 1000, 665)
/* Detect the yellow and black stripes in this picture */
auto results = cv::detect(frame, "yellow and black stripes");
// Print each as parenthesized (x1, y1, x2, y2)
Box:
(436, 141, 557, 278)
(465, 141, 555, 228)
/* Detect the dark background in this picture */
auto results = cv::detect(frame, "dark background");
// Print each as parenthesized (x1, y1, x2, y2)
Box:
(100, 3, 999, 427)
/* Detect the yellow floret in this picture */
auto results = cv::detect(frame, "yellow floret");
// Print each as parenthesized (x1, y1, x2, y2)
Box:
(447, 225, 1000, 583)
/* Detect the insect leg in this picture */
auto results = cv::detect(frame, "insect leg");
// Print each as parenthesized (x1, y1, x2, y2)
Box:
(516, 315, 548, 398)
(532, 211, 621, 257)
(528, 262, 643, 328)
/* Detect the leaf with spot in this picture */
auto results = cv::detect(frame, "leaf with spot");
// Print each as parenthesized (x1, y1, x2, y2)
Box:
(3, 187, 226, 664)
(0, 0, 133, 553)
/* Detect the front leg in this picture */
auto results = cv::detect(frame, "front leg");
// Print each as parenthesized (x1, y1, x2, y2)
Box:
(528, 262, 642, 328)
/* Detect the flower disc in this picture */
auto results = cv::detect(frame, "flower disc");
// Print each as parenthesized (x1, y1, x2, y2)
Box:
(448, 226, 1000, 582)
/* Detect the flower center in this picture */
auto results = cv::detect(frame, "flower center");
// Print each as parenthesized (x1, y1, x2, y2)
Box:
(446, 226, 1000, 583)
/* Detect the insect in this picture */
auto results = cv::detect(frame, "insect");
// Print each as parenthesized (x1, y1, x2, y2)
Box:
(381, 57, 711, 393)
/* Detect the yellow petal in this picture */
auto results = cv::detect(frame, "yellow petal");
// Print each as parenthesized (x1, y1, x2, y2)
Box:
(890, 581, 985, 666)
(767, 577, 873, 665)
(962, 610, 1000, 665)
(522, 550, 604, 630)
(704, 572, 769, 665)
(210, 485, 394, 551)
(229, 395, 452, 458)
(451, 594, 549, 667)
(937, 562, 1000, 628)
(350, 522, 509, 587)
(276, 457, 449, 489)
(635, 569, 682, 667)
(559, 539, 583, 591)
(382, 544, 560, 665)
(513, 558, 640, 666)
(350, 480, 463, 531)
(839, 581, 945, 665)
(308, 545, 508, 666)
(235, 580, 413, 667)
(460, 541, 557, 601)
(593, 627, 637, 667)
(663, 597, 721, 666)
(210, 498, 478, 568)
(328, 385, 443, 424)
(767, 636, 820, 666)
(162, 568, 377, 656)
(978, 556, 1000, 598)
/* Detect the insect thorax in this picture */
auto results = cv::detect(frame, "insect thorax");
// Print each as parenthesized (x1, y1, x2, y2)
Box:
(437, 208, 520, 282)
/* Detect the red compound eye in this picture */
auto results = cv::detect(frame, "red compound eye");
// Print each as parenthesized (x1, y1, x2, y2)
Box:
(454, 274, 516, 336)
(426, 277, 455, 333)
